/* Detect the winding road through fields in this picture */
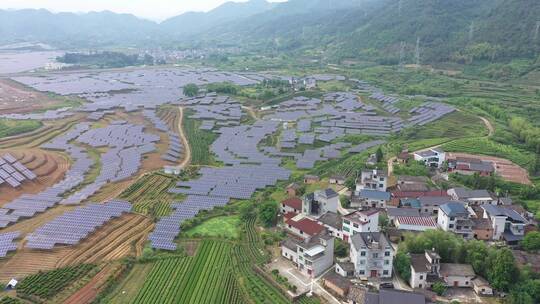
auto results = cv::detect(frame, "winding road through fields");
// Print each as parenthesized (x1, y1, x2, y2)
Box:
(176, 106, 192, 169)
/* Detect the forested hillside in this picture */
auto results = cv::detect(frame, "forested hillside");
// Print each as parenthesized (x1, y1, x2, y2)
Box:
(1, 0, 539, 64)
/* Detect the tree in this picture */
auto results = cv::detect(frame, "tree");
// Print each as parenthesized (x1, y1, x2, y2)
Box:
(521, 231, 540, 252)
(257, 201, 278, 227)
(379, 214, 390, 232)
(376, 147, 384, 163)
(508, 290, 534, 304)
(432, 282, 447, 296)
(183, 83, 199, 97)
(334, 239, 349, 258)
(394, 252, 411, 282)
(345, 176, 356, 190)
(487, 248, 519, 291)
(239, 203, 256, 221)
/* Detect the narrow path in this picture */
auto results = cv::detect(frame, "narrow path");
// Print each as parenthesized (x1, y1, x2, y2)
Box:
(241, 105, 258, 120)
(176, 106, 192, 169)
(479, 116, 494, 137)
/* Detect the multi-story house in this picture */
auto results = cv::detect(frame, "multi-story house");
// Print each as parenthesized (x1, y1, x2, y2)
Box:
(350, 232, 394, 279)
(410, 250, 475, 289)
(437, 202, 474, 239)
(356, 169, 388, 192)
(410, 250, 441, 289)
(342, 209, 379, 242)
(302, 188, 339, 218)
(447, 188, 496, 206)
(284, 213, 325, 239)
(351, 189, 390, 209)
(481, 205, 526, 245)
(413, 148, 446, 168)
(281, 231, 335, 278)
(280, 197, 302, 214)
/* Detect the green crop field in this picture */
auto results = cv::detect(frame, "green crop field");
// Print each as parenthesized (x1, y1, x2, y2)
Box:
(16, 264, 95, 301)
(182, 110, 219, 166)
(119, 172, 177, 218)
(132, 240, 242, 304)
(0, 119, 42, 138)
(0, 297, 22, 304)
(184, 215, 241, 239)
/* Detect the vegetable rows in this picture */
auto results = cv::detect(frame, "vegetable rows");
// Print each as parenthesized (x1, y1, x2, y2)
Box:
(16, 264, 95, 300)
(133, 241, 239, 304)
(119, 173, 175, 218)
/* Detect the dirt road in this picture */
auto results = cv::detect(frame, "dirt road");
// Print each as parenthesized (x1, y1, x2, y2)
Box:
(176, 106, 192, 169)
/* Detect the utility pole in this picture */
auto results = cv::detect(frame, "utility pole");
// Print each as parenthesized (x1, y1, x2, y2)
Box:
(534, 21, 540, 41)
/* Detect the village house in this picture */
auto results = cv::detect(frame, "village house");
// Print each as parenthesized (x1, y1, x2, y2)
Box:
(410, 250, 476, 289)
(350, 232, 394, 279)
(394, 216, 438, 232)
(304, 174, 320, 184)
(342, 209, 379, 242)
(286, 182, 301, 197)
(280, 197, 302, 214)
(481, 205, 526, 244)
(396, 175, 430, 192)
(302, 188, 340, 218)
(418, 196, 453, 216)
(447, 157, 494, 176)
(317, 211, 343, 239)
(351, 189, 390, 209)
(447, 188, 497, 206)
(410, 250, 442, 289)
(347, 286, 426, 304)
(386, 207, 421, 225)
(329, 174, 346, 185)
(472, 277, 494, 296)
(284, 213, 325, 239)
(437, 202, 474, 239)
(397, 150, 412, 164)
(356, 169, 388, 192)
(471, 218, 494, 240)
(323, 272, 351, 297)
(335, 261, 355, 277)
(413, 148, 446, 168)
(281, 231, 335, 278)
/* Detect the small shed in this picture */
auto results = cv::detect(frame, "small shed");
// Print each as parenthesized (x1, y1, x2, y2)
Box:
(336, 262, 355, 277)
(323, 272, 351, 298)
(163, 166, 181, 175)
(286, 182, 301, 197)
(329, 175, 346, 185)
(6, 278, 18, 290)
(304, 175, 320, 184)
(472, 277, 493, 296)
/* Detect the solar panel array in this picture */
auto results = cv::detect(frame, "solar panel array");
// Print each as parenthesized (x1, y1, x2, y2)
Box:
(13, 68, 261, 113)
(369, 92, 400, 114)
(0, 124, 93, 227)
(0, 108, 74, 120)
(0, 231, 20, 258)
(61, 123, 158, 205)
(295, 143, 351, 169)
(142, 109, 184, 163)
(149, 195, 229, 250)
(25, 200, 132, 250)
(0, 153, 36, 188)
(408, 102, 456, 126)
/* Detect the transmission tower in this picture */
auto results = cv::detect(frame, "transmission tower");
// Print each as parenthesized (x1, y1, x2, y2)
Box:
(415, 37, 421, 67)
(398, 41, 405, 71)
(534, 21, 540, 41)
(469, 21, 475, 42)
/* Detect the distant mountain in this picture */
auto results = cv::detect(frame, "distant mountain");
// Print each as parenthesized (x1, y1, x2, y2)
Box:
(1, 0, 539, 64)
(0, 9, 158, 48)
(160, 0, 276, 38)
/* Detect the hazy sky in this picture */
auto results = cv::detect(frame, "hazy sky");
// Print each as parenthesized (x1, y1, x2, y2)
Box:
(1, 0, 286, 21)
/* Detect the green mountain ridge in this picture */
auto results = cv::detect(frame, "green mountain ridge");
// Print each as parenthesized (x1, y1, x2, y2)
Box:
(1, 0, 539, 64)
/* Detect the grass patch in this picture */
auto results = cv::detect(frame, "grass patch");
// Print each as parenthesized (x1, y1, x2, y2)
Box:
(184, 215, 241, 239)
(182, 110, 219, 166)
(0, 119, 42, 138)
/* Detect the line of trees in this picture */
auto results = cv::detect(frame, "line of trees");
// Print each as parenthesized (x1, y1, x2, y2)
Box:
(393, 230, 540, 303)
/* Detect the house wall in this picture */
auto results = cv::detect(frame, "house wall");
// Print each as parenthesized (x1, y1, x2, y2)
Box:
(396, 222, 437, 232)
(285, 224, 310, 239)
(308, 238, 334, 277)
(281, 204, 299, 214)
(335, 264, 348, 277)
(487, 214, 507, 240)
(437, 212, 451, 231)
(473, 228, 493, 240)
(474, 285, 493, 296)
(351, 245, 393, 279)
(323, 279, 348, 297)
(444, 275, 473, 287)
(410, 268, 427, 289)
(282, 246, 298, 263)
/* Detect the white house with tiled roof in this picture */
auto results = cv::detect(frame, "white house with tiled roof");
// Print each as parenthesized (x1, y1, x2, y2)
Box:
(342, 209, 379, 242)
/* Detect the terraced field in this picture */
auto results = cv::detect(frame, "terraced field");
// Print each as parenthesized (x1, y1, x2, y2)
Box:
(119, 172, 177, 218)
